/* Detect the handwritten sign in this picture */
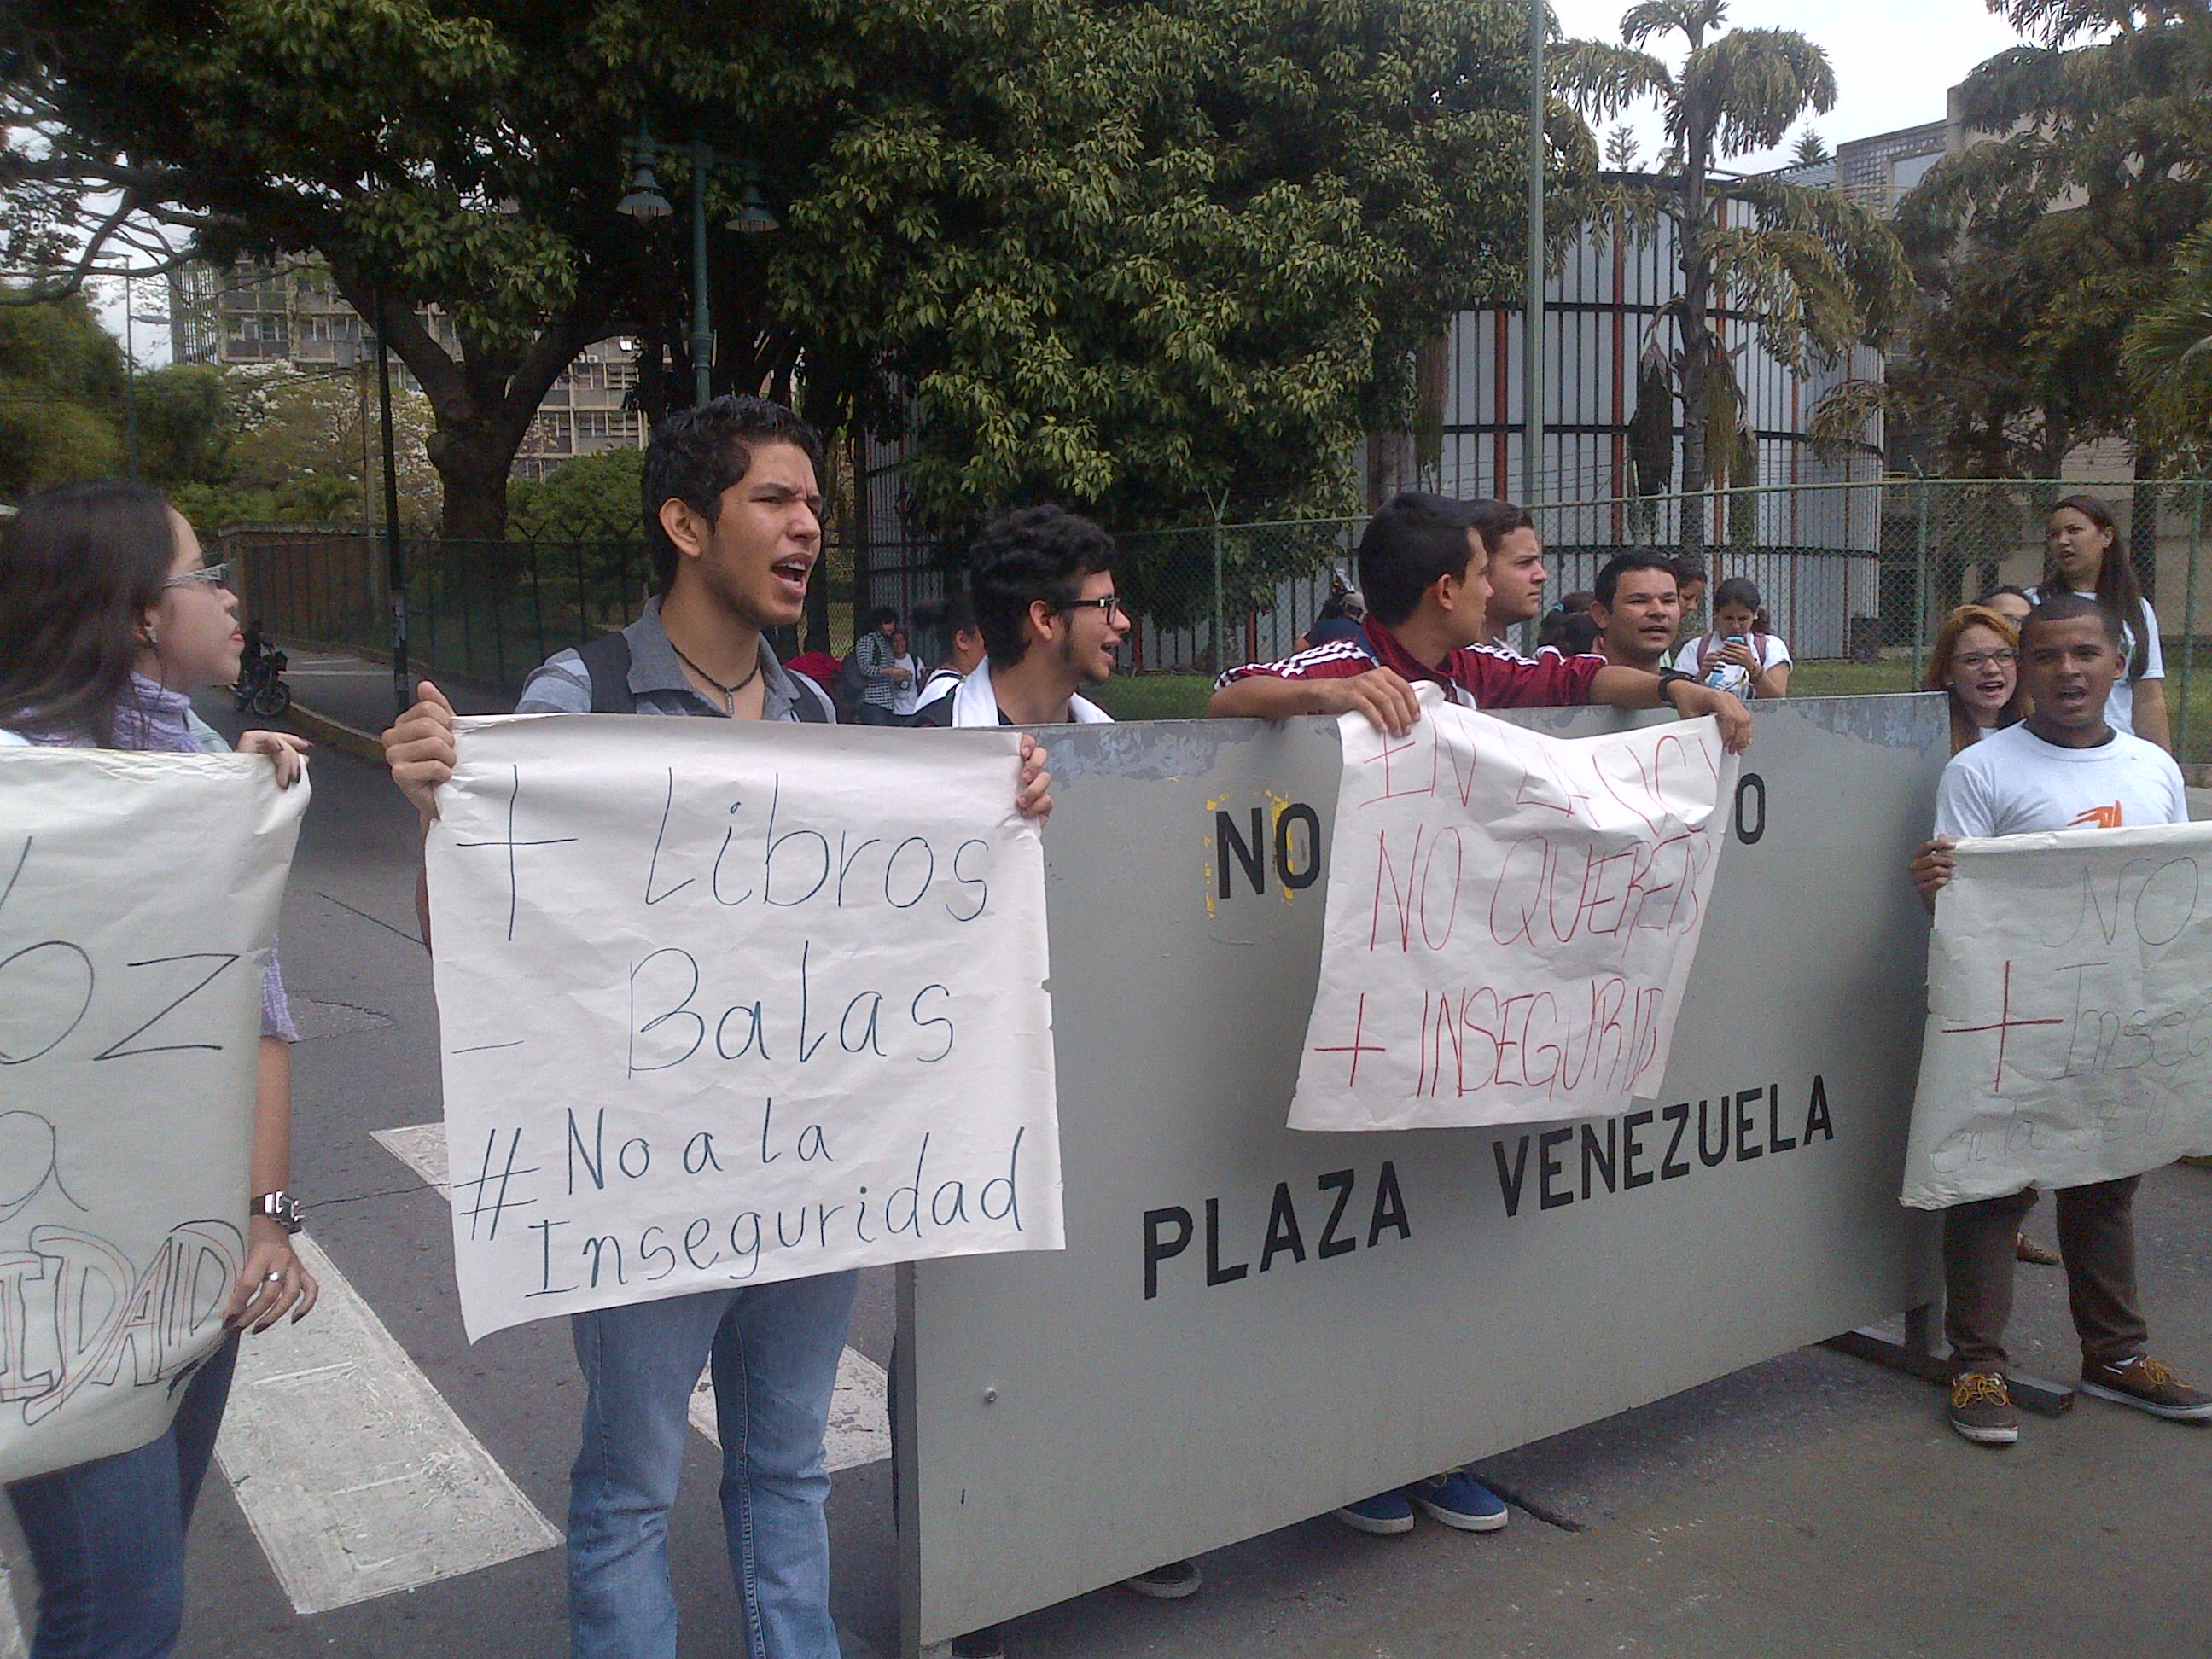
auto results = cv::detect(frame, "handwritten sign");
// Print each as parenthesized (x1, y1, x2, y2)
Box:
(1290, 687, 1734, 1131)
(425, 716, 1062, 1341)
(0, 748, 306, 1482)
(1901, 820, 2212, 1208)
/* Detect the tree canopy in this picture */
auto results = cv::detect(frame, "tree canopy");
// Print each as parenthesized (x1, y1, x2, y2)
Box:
(0, 287, 124, 499)
(9, 0, 1575, 545)
(1895, 0, 2212, 474)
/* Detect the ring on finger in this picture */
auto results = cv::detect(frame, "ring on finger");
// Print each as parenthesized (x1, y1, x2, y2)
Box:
(262, 1269, 286, 1283)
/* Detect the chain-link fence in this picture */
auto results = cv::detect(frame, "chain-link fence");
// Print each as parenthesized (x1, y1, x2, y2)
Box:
(224, 527, 865, 694)
(227, 477, 2212, 760)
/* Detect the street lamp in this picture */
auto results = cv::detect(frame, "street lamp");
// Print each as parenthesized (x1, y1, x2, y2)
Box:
(619, 124, 778, 405)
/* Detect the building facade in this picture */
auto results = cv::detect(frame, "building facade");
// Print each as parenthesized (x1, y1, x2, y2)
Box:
(169, 259, 645, 480)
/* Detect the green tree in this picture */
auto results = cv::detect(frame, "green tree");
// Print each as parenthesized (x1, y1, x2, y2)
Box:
(507, 445, 646, 542)
(11, 0, 1570, 548)
(1554, 0, 1910, 524)
(133, 363, 235, 487)
(1895, 0, 2212, 475)
(0, 287, 123, 499)
(2126, 221, 2212, 469)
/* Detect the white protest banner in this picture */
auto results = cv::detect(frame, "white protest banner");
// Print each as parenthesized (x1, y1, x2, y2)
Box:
(0, 748, 306, 1482)
(425, 715, 1062, 1341)
(1290, 686, 1735, 1131)
(1901, 820, 2212, 1208)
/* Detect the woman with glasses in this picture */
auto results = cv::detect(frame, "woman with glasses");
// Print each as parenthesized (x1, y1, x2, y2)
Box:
(0, 480, 318, 1659)
(1924, 602, 2030, 756)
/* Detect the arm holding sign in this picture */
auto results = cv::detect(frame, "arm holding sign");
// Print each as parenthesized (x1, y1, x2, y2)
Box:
(382, 682, 457, 946)
(1589, 667, 1755, 754)
(1912, 748, 1996, 911)
(226, 1037, 319, 1331)
(1207, 664, 1423, 737)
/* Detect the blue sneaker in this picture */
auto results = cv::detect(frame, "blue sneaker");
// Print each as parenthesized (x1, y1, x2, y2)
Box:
(1333, 1488, 1415, 1534)
(1408, 1470, 1509, 1532)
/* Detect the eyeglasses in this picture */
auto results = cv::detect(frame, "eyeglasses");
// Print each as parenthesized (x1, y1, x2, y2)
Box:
(1062, 595, 1128, 618)
(162, 562, 230, 591)
(1954, 649, 2017, 671)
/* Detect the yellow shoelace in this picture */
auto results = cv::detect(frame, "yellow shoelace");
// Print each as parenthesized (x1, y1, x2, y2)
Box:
(1953, 1372, 2009, 1406)
(2127, 1358, 2181, 1388)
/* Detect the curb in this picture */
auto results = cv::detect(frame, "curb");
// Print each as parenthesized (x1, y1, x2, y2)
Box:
(288, 701, 387, 765)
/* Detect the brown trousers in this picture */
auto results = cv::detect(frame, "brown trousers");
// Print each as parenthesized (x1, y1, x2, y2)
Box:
(1942, 1176, 2147, 1375)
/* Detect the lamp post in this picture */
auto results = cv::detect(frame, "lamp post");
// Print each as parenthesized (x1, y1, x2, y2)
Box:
(1522, 0, 1545, 509)
(619, 125, 778, 405)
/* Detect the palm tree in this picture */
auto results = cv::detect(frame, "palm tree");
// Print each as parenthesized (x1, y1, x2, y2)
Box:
(2126, 220, 2212, 470)
(1555, 0, 1908, 532)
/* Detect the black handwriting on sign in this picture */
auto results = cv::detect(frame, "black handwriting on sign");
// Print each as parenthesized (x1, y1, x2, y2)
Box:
(451, 765, 579, 942)
(0, 1221, 243, 1420)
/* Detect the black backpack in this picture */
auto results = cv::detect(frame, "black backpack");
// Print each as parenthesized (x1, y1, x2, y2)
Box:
(578, 632, 831, 721)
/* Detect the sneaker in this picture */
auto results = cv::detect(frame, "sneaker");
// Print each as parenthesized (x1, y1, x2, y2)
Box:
(2079, 1355, 2212, 1421)
(1407, 1469, 1510, 1533)
(1948, 1371, 2019, 1445)
(2014, 1231, 2062, 1266)
(1333, 1489, 1415, 1535)
(951, 1627, 1005, 1659)
(1121, 1560, 1202, 1599)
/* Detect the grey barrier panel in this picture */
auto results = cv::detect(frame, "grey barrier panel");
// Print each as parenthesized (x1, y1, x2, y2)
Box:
(896, 695, 1949, 1650)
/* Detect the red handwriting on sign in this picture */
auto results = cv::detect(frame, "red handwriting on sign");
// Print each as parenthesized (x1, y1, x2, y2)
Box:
(1312, 992, 1388, 1086)
(1941, 958, 2064, 1092)
(1512, 728, 1719, 832)
(1487, 829, 1714, 952)
(1367, 826, 1466, 952)
(1414, 978, 1666, 1100)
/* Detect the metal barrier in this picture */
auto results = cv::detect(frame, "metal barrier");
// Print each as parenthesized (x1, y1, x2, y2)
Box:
(899, 697, 1949, 1651)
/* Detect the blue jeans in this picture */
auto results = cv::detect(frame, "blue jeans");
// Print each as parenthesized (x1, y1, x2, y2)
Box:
(568, 1272, 859, 1659)
(4, 1335, 239, 1659)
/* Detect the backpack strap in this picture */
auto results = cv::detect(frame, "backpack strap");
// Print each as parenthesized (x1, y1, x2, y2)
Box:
(578, 632, 635, 714)
(791, 675, 832, 723)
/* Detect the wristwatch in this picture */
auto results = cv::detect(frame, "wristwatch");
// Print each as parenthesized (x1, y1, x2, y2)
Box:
(253, 1190, 306, 1234)
(1656, 667, 1697, 703)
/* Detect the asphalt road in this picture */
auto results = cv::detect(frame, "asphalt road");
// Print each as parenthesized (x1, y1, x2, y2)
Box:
(4, 684, 2209, 1659)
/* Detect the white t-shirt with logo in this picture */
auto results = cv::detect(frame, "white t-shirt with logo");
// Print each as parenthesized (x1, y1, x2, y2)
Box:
(1668, 632, 1792, 698)
(1935, 720, 2187, 840)
(2023, 588, 2163, 737)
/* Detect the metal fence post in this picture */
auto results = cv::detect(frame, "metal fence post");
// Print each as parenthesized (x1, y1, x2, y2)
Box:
(2182, 480, 2203, 765)
(1211, 504, 1226, 678)
(1912, 477, 1930, 684)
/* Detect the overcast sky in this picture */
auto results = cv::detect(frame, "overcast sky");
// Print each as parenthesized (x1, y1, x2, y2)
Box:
(99, 3, 2034, 367)
(1549, 0, 2034, 171)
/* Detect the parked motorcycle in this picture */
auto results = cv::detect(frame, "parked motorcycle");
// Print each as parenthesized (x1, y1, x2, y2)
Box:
(234, 631, 293, 718)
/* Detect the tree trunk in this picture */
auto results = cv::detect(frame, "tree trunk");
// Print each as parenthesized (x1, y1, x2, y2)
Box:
(1677, 130, 1713, 555)
(426, 420, 521, 543)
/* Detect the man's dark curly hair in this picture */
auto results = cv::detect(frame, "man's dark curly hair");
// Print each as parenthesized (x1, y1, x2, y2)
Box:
(968, 504, 1117, 670)
(642, 396, 824, 593)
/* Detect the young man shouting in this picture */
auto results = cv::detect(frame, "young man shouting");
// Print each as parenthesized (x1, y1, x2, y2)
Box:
(382, 396, 1050, 1659)
(1912, 591, 2212, 1446)
(1589, 550, 1685, 673)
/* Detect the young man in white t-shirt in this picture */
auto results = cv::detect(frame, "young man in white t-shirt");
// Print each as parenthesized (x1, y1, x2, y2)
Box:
(1912, 592, 2211, 1446)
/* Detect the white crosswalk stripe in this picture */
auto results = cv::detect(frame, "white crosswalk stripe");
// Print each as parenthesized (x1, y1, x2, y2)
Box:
(0, 1561, 25, 1659)
(213, 1233, 562, 1614)
(372, 1123, 893, 1470)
